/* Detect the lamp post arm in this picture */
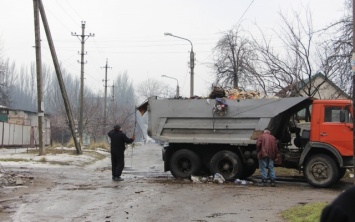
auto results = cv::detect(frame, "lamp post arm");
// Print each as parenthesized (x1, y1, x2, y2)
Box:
(164, 32, 194, 97)
(169, 34, 193, 51)
(161, 75, 179, 98)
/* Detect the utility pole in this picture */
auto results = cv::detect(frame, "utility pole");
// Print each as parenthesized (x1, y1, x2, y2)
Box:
(33, 0, 44, 155)
(189, 47, 195, 97)
(71, 21, 94, 145)
(111, 81, 115, 101)
(37, 0, 82, 154)
(164, 33, 195, 97)
(102, 59, 111, 137)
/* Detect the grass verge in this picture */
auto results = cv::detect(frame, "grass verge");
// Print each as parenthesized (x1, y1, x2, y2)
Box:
(281, 202, 328, 222)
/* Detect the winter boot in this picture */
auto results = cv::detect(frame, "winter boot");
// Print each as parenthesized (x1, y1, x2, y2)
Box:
(113, 177, 124, 181)
(257, 179, 267, 187)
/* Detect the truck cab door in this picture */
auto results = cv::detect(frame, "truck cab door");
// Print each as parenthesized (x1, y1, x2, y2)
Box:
(319, 105, 353, 156)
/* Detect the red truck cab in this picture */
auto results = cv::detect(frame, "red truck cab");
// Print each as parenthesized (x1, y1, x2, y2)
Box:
(311, 100, 353, 156)
(299, 99, 353, 187)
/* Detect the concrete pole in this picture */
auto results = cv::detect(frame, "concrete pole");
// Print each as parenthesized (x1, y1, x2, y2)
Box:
(79, 22, 85, 144)
(190, 48, 194, 97)
(164, 33, 194, 97)
(38, 0, 82, 154)
(102, 59, 111, 137)
(33, 0, 44, 155)
(71, 22, 94, 145)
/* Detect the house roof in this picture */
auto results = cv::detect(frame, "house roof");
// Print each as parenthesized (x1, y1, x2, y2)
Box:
(276, 72, 350, 99)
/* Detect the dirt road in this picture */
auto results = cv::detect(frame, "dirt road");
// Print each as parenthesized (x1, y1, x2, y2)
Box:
(0, 143, 351, 222)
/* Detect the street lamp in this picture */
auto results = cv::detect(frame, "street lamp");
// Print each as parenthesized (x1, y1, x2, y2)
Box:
(162, 75, 179, 98)
(164, 32, 194, 97)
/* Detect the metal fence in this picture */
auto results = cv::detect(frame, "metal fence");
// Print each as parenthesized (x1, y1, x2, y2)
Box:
(0, 122, 51, 147)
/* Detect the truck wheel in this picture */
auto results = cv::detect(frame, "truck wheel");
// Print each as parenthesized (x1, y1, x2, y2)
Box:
(303, 154, 339, 188)
(240, 166, 257, 179)
(169, 149, 202, 179)
(210, 150, 243, 180)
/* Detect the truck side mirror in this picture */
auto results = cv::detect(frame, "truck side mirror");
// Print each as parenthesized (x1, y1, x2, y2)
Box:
(339, 110, 345, 123)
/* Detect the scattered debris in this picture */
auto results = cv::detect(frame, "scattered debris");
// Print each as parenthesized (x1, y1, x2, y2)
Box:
(213, 173, 225, 184)
(0, 172, 33, 187)
(209, 86, 225, 99)
(190, 175, 213, 183)
(225, 88, 260, 100)
(213, 98, 228, 116)
(234, 179, 252, 185)
(209, 85, 260, 100)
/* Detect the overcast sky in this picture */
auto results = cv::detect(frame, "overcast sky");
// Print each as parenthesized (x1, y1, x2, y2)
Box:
(0, 0, 347, 97)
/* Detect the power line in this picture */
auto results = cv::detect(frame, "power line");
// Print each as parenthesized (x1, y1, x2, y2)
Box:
(64, 0, 83, 21)
(53, 0, 79, 25)
(234, 0, 256, 29)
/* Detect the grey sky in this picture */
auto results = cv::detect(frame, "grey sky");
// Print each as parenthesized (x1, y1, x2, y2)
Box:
(0, 0, 346, 97)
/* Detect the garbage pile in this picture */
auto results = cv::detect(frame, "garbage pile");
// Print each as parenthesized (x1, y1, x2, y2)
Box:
(225, 88, 260, 100)
(0, 172, 33, 187)
(164, 85, 260, 100)
(191, 173, 252, 185)
(209, 86, 260, 100)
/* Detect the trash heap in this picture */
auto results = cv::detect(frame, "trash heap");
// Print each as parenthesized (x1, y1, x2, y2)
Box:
(209, 86, 260, 100)
(166, 85, 260, 100)
(225, 88, 260, 100)
(0, 172, 32, 187)
(191, 173, 252, 185)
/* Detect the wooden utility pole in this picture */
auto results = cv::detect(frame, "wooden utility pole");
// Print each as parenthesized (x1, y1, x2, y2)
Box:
(102, 59, 111, 137)
(33, 0, 44, 155)
(37, 0, 82, 154)
(72, 22, 94, 145)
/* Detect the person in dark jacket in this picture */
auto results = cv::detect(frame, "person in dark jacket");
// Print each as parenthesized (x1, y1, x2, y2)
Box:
(256, 128, 278, 187)
(321, 186, 355, 222)
(108, 124, 135, 181)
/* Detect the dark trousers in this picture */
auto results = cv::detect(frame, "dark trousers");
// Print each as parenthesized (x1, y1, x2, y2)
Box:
(111, 152, 125, 177)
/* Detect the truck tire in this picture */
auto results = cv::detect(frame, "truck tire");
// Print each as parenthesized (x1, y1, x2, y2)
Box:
(303, 154, 339, 188)
(169, 149, 202, 179)
(210, 150, 243, 180)
(240, 166, 257, 179)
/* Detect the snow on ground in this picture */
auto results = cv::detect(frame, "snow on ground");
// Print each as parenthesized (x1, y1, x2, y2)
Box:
(0, 147, 109, 168)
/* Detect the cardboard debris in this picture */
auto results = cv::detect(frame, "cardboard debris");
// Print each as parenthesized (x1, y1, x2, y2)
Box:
(209, 86, 260, 100)
(225, 88, 260, 100)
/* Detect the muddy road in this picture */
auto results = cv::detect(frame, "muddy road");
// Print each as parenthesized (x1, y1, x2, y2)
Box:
(0, 143, 352, 222)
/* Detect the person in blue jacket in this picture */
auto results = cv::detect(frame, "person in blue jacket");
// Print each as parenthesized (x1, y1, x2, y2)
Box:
(108, 125, 135, 181)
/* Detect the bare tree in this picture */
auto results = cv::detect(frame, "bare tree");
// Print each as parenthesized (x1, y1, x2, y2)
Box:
(213, 27, 262, 92)
(104, 72, 137, 139)
(322, 0, 352, 95)
(136, 77, 174, 102)
(10, 63, 54, 111)
(0, 39, 17, 107)
(253, 10, 342, 98)
(0, 58, 16, 106)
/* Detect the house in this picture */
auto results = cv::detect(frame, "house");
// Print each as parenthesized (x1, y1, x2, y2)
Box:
(276, 73, 350, 100)
(0, 106, 51, 147)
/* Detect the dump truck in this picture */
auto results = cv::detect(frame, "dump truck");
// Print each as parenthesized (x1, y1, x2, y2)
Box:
(138, 96, 353, 187)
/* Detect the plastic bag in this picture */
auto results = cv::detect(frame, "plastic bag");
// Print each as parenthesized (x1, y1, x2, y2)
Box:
(213, 173, 225, 184)
(234, 179, 248, 185)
